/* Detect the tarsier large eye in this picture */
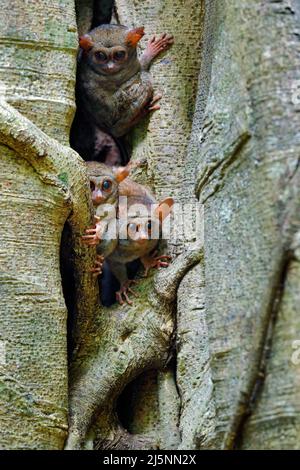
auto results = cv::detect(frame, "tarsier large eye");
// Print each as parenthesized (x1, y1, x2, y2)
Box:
(127, 223, 138, 238)
(90, 181, 95, 191)
(94, 51, 108, 63)
(113, 50, 126, 62)
(101, 179, 112, 192)
(147, 220, 152, 233)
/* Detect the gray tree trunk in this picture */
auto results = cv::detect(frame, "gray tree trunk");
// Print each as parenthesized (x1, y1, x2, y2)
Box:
(0, 0, 299, 450)
(0, 0, 98, 449)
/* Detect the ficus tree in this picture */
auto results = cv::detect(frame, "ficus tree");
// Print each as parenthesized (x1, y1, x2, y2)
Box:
(0, 0, 300, 450)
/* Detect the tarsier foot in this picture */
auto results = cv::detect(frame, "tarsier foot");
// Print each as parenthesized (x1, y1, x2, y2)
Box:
(116, 280, 139, 306)
(146, 33, 174, 62)
(141, 252, 172, 277)
(148, 94, 162, 112)
(90, 255, 105, 277)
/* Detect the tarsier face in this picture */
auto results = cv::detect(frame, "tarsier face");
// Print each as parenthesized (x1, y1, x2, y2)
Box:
(119, 197, 174, 243)
(127, 217, 160, 244)
(86, 162, 130, 207)
(79, 25, 145, 77)
(89, 175, 117, 206)
(91, 46, 129, 76)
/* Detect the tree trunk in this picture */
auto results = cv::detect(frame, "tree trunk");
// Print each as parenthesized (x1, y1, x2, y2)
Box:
(0, 0, 98, 449)
(1, 0, 300, 450)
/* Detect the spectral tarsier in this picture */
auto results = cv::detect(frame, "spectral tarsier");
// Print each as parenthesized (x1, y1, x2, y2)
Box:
(74, 24, 174, 163)
(83, 169, 174, 305)
(82, 161, 134, 275)
(108, 179, 173, 305)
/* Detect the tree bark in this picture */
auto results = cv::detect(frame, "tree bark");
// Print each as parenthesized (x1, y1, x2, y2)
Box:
(1, 0, 300, 451)
(182, 0, 300, 449)
(0, 0, 98, 449)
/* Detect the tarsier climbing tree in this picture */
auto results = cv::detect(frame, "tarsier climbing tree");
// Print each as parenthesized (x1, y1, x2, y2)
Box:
(0, 0, 300, 451)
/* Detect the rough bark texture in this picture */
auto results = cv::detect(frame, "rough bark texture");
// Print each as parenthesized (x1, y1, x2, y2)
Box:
(108, 0, 205, 447)
(66, 241, 202, 449)
(0, 0, 98, 449)
(1, 0, 300, 451)
(181, 0, 300, 450)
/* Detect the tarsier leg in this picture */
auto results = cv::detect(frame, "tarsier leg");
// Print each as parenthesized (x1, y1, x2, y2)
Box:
(141, 251, 172, 277)
(116, 279, 139, 306)
(108, 260, 139, 306)
(127, 93, 164, 137)
(125, 92, 162, 131)
(140, 33, 174, 71)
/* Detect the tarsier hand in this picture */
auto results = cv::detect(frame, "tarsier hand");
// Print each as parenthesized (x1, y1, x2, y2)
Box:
(81, 216, 103, 247)
(141, 33, 174, 114)
(141, 251, 172, 277)
(147, 33, 174, 59)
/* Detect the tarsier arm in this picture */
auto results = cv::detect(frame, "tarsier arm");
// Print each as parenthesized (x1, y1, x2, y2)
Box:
(139, 33, 174, 71)
(112, 84, 155, 137)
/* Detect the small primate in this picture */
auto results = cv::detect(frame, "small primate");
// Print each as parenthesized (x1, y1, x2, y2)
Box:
(70, 111, 128, 166)
(77, 24, 174, 138)
(83, 169, 174, 305)
(106, 179, 174, 305)
(82, 161, 131, 275)
(93, 129, 123, 166)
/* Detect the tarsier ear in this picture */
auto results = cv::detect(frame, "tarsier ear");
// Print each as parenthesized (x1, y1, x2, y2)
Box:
(113, 165, 130, 183)
(79, 34, 94, 51)
(125, 27, 145, 47)
(154, 197, 174, 223)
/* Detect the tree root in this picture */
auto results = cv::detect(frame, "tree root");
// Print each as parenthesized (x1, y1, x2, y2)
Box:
(66, 241, 203, 449)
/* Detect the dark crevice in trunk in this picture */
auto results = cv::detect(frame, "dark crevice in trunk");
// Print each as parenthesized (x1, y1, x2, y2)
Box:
(116, 370, 158, 434)
(233, 253, 292, 449)
(92, 0, 115, 28)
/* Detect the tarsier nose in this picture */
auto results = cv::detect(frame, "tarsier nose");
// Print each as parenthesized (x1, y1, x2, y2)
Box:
(138, 232, 148, 243)
(93, 191, 104, 204)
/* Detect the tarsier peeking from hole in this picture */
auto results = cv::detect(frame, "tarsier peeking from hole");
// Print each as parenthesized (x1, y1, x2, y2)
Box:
(82, 162, 174, 305)
(76, 23, 175, 304)
(72, 23, 174, 165)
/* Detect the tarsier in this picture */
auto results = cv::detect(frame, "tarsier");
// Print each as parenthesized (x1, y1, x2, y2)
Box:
(106, 178, 173, 305)
(82, 161, 132, 275)
(72, 23, 173, 164)
(82, 162, 174, 305)
(78, 24, 173, 137)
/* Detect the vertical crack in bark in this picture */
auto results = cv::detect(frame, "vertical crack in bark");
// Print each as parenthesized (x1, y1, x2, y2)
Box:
(233, 254, 291, 449)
